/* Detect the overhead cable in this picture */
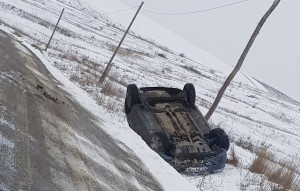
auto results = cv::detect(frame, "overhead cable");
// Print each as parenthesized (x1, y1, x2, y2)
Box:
(142, 0, 250, 16)
(102, 6, 139, 15)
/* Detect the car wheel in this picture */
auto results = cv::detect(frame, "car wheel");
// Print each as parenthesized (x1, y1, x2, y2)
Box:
(150, 133, 171, 154)
(125, 84, 141, 114)
(183, 83, 196, 104)
(207, 128, 230, 151)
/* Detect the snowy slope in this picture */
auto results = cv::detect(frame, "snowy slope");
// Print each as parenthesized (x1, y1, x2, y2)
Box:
(84, 0, 268, 90)
(21, 40, 198, 191)
(1, 0, 300, 190)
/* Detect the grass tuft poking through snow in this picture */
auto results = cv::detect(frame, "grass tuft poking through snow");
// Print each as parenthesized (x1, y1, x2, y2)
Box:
(1, 0, 300, 190)
(249, 148, 296, 190)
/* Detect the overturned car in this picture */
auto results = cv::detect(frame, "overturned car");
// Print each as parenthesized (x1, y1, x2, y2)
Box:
(125, 83, 229, 174)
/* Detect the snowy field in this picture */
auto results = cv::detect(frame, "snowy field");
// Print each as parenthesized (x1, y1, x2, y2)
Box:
(1, 0, 300, 190)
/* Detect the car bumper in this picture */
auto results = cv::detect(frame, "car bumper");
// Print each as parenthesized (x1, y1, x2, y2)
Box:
(167, 149, 227, 174)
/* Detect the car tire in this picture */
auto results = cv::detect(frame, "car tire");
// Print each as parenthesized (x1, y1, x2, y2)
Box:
(207, 128, 230, 151)
(150, 132, 172, 155)
(183, 83, 196, 104)
(125, 84, 141, 114)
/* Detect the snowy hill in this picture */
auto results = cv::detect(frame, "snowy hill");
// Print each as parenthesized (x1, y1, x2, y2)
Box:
(0, 0, 300, 190)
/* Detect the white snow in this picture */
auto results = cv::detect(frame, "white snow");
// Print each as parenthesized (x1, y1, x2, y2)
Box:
(0, 117, 15, 130)
(0, 183, 9, 191)
(0, 133, 14, 149)
(1, 0, 300, 190)
(23, 40, 199, 191)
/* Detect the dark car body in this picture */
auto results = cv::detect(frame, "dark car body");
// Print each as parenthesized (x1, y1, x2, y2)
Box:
(125, 84, 229, 174)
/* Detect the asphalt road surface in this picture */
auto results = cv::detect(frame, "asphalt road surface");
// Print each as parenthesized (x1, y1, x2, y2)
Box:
(0, 30, 163, 191)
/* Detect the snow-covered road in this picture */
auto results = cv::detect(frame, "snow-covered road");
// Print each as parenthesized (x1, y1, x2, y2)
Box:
(1, 0, 300, 190)
(0, 30, 164, 191)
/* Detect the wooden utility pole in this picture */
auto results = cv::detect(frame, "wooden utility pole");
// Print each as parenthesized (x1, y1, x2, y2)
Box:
(98, 2, 144, 85)
(45, 8, 65, 51)
(205, 0, 281, 120)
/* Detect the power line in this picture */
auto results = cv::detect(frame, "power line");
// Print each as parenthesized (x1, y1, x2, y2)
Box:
(102, 6, 139, 15)
(142, 0, 250, 16)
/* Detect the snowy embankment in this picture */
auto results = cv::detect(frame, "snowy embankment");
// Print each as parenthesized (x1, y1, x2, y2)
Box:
(20, 40, 198, 191)
(1, 0, 300, 190)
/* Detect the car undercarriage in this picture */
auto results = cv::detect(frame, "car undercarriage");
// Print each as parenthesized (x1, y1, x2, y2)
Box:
(125, 84, 229, 174)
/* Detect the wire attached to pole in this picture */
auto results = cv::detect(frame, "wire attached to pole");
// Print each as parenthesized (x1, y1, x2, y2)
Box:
(142, 0, 250, 16)
(102, 6, 140, 15)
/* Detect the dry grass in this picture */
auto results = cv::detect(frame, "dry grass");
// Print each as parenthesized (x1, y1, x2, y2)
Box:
(13, 30, 22, 37)
(100, 81, 125, 112)
(181, 65, 212, 80)
(79, 75, 96, 87)
(69, 72, 79, 82)
(240, 171, 271, 191)
(59, 54, 81, 64)
(31, 44, 43, 53)
(157, 53, 167, 59)
(59, 54, 102, 75)
(95, 93, 122, 113)
(107, 43, 150, 58)
(37, 20, 51, 28)
(56, 27, 72, 37)
(179, 53, 186, 58)
(106, 72, 128, 87)
(101, 81, 124, 99)
(249, 149, 296, 190)
(0, 21, 33, 42)
(269, 167, 295, 190)
(106, 97, 121, 112)
(233, 137, 255, 153)
(69, 70, 97, 87)
(69, 72, 123, 112)
(57, 52, 124, 112)
(249, 149, 270, 174)
(81, 56, 101, 72)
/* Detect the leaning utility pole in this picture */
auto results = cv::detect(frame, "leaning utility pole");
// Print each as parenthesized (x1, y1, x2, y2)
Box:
(205, 0, 281, 120)
(45, 8, 65, 51)
(98, 2, 144, 85)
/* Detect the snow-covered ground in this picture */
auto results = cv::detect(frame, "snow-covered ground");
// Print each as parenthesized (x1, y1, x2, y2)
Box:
(1, 0, 300, 190)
